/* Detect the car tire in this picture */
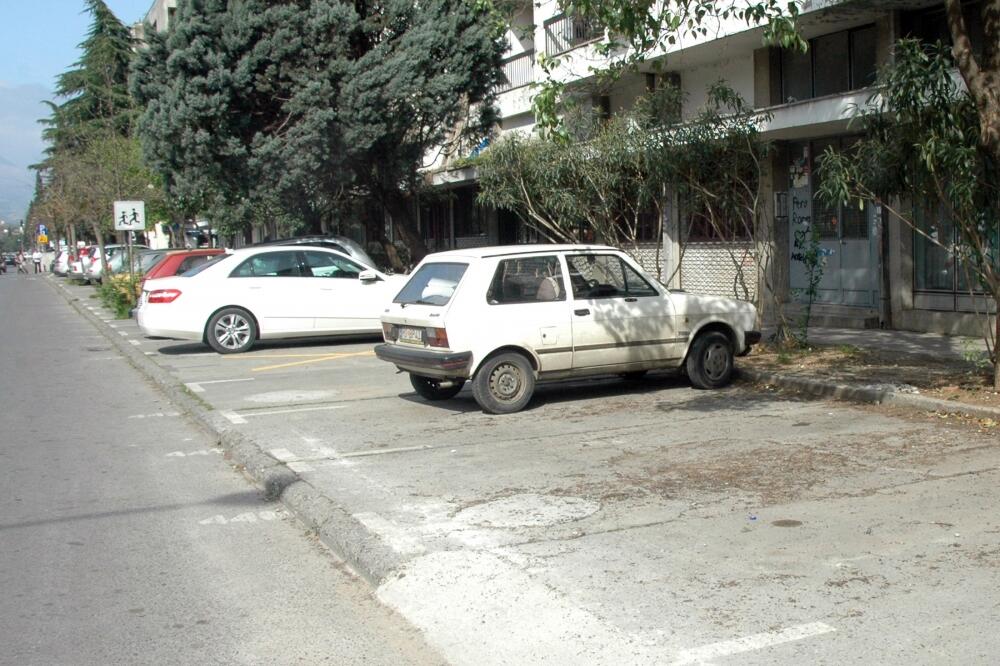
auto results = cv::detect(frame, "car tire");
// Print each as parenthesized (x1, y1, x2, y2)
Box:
(685, 331, 734, 389)
(472, 352, 536, 414)
(206, 307, 257, 354)
(410, 374, 465, 401)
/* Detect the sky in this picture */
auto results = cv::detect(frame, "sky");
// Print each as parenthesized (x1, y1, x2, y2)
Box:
(0, 0, 152, 224)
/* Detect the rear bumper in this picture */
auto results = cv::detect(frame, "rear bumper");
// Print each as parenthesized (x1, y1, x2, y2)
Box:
(374, 343, 473, 379)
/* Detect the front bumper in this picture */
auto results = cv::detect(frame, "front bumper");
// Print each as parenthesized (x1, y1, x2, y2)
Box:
(745, 330, 761, 347)
(374, 343, 473, 379)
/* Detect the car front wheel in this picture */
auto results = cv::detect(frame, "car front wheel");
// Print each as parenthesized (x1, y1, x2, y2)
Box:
(410, 374, 465, 401)
(685, 331, 733, 389)
(472, 352, 536, 414)
(206, 308, 257, 354)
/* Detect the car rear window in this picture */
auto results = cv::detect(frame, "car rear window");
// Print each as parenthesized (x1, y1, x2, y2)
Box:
(181, 253, 230, 277)
(394, 262, 468, 306)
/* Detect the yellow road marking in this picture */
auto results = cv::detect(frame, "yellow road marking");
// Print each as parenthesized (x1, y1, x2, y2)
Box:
(251, 350, 374, 372)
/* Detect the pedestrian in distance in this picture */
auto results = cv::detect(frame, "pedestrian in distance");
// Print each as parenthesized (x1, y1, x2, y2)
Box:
(15, 251, 29, 275)
(32, 248, 42, 273)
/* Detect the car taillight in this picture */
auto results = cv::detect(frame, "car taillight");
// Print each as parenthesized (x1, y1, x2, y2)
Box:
(425, 327, 449, 348)
(147, 289, 181, 304)
(382, 323, 398, 342)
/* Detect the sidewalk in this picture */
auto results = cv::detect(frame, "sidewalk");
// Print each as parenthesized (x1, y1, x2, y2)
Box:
(741, 325, 999, 421)
(46, 274, 1000, 664)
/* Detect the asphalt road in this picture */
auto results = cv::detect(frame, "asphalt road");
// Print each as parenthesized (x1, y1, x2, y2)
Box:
(0, 272, 443, 665)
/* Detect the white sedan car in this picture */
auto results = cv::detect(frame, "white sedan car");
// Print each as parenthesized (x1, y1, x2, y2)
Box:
(375, 245, 760, 414)
(136, 245, 406, 353)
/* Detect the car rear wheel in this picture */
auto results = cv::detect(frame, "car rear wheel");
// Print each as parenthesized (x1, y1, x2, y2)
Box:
(207, 308, 257, 354)
(472, 352, 535, 414)
(685, 331, 733, 389)
(410, 374, 465, 401)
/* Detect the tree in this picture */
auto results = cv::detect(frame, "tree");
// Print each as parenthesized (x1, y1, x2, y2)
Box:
(477, 83, 781, 327)
(41, 0, 135, 155)
(531, 0, 805, 136)
(818, 40, 999, 389)
(132, 0, 505, 260)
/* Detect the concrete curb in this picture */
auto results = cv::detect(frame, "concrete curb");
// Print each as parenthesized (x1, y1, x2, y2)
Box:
(46, 277, 407, 587)
(738, 367, 1000, 421)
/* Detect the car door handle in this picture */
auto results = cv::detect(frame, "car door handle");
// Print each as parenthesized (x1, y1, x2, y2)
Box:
(624, 297, 637, 302)
(574, 308, 590, 316)
(248, 286, 262, 290)
(320, 287, 334, 291)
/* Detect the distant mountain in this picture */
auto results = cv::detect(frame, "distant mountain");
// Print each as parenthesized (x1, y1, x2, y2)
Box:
(0, 82, 50, 221)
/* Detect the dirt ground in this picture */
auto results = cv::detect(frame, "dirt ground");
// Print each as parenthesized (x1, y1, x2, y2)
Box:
(740, 342, 1000, 413)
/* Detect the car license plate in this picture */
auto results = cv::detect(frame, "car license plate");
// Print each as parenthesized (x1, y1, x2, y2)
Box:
(398, 326, 423, 345)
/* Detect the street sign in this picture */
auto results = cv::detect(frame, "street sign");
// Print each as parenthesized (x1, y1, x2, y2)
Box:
(38, 224, 48, 236)
(37, 234, 48, 244)
(114, 201, 146, 231)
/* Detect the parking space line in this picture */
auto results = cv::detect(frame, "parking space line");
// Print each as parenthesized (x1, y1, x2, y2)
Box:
(185, 377, 255, 393)
(221, 404, 346, 424)
(248, 351, 374, 373)
(129, 340, 141, 346)
(671, 622, 836, 665)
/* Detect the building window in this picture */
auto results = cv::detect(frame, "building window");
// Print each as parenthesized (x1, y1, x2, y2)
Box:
(914, 205, 998, 293)
(453, 188, 486, 238)
(902, 1, 985, 60)
(779, 24, 878, 103)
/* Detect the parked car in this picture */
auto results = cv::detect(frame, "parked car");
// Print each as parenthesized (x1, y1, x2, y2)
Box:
(52, 249, 73, 276)
(254, 235, 377, 270)
(140, 248, 226, 290)
(135, 246, 407, 353)
(374, 245, 760, 414)
(69, 246, 99, 281)
(86, 244, 150, 283)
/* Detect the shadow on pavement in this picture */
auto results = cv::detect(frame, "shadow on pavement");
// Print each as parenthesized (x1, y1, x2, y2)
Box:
(154, 334, 382, 356)
(0, 490, 270, 532)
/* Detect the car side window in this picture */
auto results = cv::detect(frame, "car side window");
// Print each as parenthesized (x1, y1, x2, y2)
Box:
(487, 256, 565, 304)
(566, 254, 658, 299)
(302, 251, 363, 279)
(177, 255, 211, 273)
(230, 252, 301, 278)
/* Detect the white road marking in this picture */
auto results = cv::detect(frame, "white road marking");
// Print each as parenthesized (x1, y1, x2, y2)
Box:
(117, 330, 129, 337)
(235, 404, 347, 419)
(198, 510, 288, 526)
(129, 339, 141, 346)
(354, 512, 427, 555)
(127, 411, 180, 420)
(671, 622, 836, 665)
(220, 410, 247, 425)
(144, 351, 155, 355)
(165, 450, 222, 458)
(340, 444, 434, 458)
(185, 377, 255, 393)
(268, 448, 298, 462)
(107, 322, 117, 327)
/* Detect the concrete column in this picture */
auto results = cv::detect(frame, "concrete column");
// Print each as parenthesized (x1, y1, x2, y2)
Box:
(662, 188, 681, 289)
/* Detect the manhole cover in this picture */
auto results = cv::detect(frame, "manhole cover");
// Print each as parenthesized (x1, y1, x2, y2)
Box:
(772, 519, 803, 528)
(454, 493, 600, 529)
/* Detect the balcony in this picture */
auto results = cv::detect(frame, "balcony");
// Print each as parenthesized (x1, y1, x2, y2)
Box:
(498, 50, 535, 92)
(544, 14, 603, 57)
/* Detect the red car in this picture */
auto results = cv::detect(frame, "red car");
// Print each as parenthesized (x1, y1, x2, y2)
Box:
(141, 249, 226, 290)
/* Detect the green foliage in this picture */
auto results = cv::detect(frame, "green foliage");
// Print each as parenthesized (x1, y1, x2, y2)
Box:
(132, 0, 505, 250)
(42, 0, 136, 155)
(817, 39, 999, 383)
(98, 274, 140, 319)
(479, 82, 773, 295)
(531, 0, 805, 135)
(789, 222, 825, 344)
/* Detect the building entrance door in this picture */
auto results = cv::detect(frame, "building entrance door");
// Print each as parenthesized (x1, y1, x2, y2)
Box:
(788, 143, 879, 307)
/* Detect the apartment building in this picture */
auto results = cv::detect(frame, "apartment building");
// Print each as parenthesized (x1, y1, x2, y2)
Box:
(416, 0, 993, 336)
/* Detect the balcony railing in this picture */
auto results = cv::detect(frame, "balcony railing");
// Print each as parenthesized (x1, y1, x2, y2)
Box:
(498, 50, 535, 92)
(544, 14, 602, 56)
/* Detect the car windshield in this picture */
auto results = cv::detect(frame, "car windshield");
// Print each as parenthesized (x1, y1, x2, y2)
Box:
(394, 262, 468, 306)
(180, 253, 230, 277)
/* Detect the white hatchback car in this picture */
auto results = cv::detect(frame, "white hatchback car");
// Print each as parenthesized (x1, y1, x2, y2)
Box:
(375, 245, 760, 414)
(136, 245, 406, 353)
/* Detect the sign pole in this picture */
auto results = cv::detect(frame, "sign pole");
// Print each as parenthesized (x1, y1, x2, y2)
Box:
(113, 201, 146, 308)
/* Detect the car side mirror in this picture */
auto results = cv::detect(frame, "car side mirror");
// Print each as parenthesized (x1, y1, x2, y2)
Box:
(359, 270, 379, 283)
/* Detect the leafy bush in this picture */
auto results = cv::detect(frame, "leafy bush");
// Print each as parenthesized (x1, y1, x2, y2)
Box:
(98, 274, 140, 319)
